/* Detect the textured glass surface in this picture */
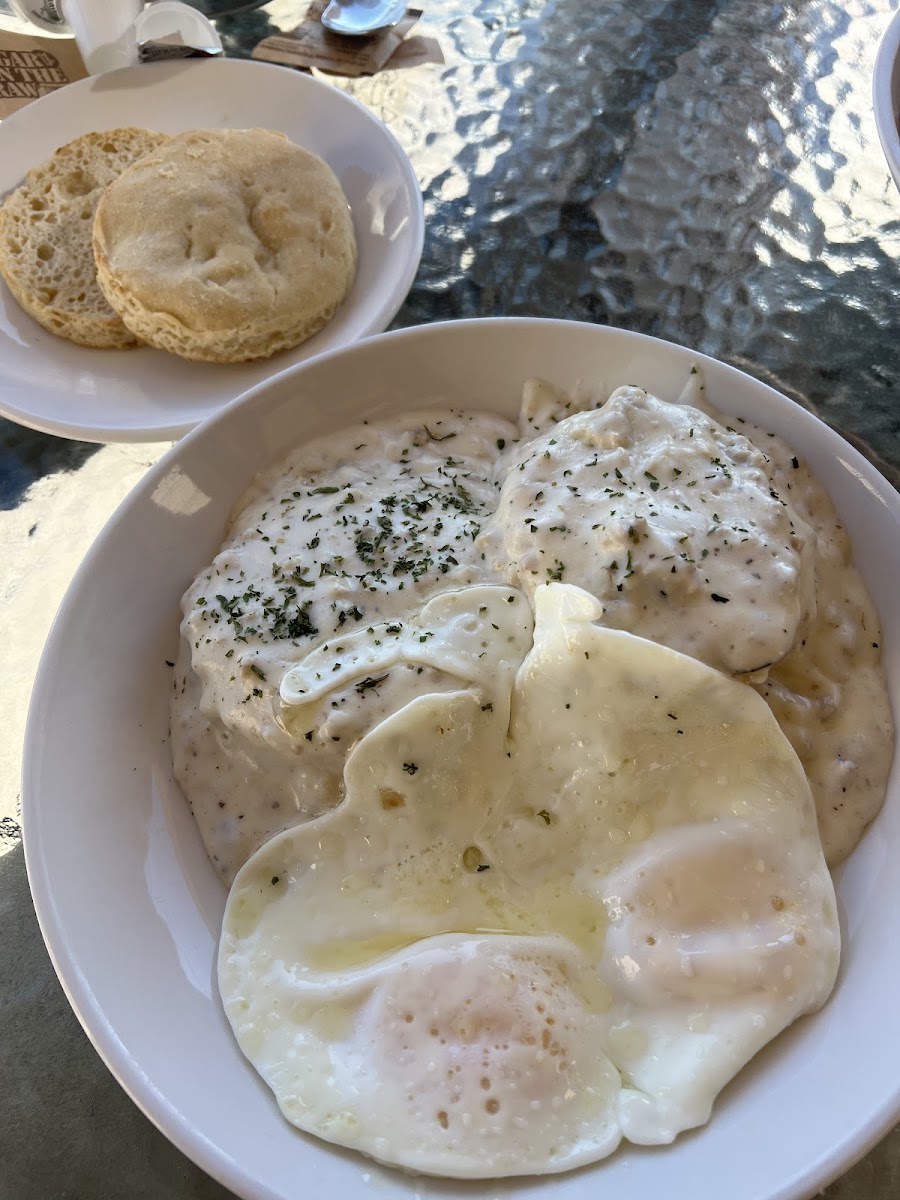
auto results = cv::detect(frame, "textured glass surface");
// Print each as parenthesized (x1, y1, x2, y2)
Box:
(1, 1, 899, 1196)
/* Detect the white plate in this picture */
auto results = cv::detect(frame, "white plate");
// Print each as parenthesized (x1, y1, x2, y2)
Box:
(0, 58, 424, 443)
(22, 319, 900, 1200)
(873, 6, 900, 194)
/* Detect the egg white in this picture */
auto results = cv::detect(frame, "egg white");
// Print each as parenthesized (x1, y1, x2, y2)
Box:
(218, 583, 840, 1178)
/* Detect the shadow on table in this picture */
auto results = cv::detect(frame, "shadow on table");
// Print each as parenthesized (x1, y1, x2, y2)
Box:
(0, 420, 102, 513)
(0, 841, 236, 1200)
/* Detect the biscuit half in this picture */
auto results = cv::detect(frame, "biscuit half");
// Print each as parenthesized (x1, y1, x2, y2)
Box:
(92, 128, 358, 363)
(0, 128, 170, 349)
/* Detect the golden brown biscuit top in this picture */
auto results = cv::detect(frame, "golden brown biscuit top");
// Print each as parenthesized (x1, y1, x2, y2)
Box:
(92, 128, 356, 334)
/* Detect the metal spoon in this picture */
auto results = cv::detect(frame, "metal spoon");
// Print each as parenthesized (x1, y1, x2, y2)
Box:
(320, 0, 408, 37)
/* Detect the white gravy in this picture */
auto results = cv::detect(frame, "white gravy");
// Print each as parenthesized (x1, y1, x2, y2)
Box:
(172, 380, 893, 880)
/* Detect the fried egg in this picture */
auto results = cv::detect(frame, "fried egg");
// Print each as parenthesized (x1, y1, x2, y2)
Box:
(218, 583, 840, 1178)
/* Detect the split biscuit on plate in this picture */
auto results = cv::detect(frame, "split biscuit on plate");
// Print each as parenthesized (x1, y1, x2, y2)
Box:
(0, 128, 170, 349)
(92, 128, 358, 364)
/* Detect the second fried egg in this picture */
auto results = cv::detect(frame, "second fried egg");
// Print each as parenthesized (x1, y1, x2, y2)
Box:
(218, 583, 840, 1178)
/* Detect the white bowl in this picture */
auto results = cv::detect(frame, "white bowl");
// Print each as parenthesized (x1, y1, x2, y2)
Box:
(22, 319, 900, 1200)
(874, 6, 900, 192)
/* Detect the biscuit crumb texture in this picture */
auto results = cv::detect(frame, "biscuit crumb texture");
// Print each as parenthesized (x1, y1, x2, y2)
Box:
(0, 128, 170, 349)
(92, 128, 358, 363)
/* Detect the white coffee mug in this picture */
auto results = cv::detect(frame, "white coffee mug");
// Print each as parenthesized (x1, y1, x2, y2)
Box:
(6, 0, 221, 74)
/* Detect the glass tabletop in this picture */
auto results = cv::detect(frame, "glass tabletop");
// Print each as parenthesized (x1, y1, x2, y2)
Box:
(1, 1, 898, 1196)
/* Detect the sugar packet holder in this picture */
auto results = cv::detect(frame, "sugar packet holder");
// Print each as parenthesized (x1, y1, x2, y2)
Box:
(4, 0, 222, 74)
